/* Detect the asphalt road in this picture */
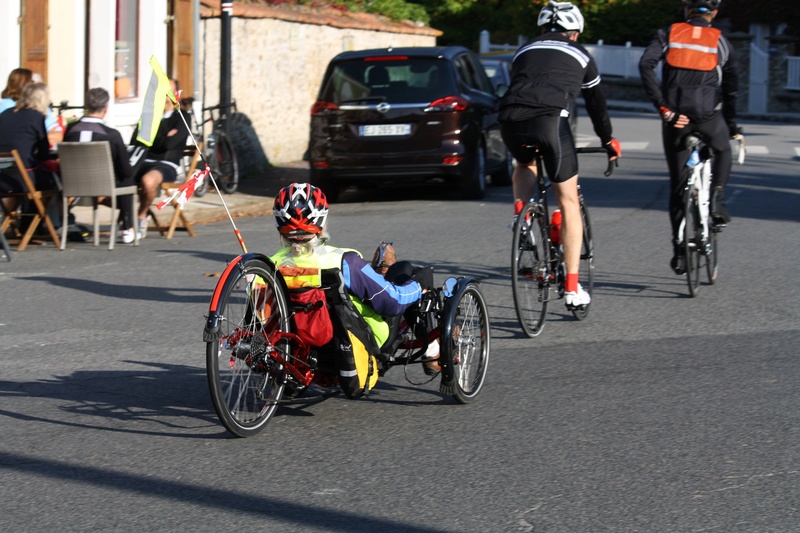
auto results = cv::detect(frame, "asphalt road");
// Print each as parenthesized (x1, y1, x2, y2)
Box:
(1, 112, 798, 532)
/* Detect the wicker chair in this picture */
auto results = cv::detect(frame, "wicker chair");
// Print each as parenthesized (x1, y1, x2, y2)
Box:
(57, 141, 139, 250)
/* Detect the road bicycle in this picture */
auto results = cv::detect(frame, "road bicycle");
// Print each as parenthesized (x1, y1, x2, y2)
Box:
(678, 131, 745, 297)
(185, 100, 239, 196)
(511, 146, 615, 338)
(204, 253, 491, 437)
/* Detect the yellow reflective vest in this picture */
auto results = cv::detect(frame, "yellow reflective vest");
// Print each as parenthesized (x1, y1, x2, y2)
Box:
(269, 245, 390, 346)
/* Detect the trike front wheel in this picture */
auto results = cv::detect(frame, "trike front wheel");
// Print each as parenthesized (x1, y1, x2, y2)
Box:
(440, 281, 490, 403)
(206, 256, 290, 437)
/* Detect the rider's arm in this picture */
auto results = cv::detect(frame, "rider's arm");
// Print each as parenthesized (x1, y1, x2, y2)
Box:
(719, 35, 739, 133)
(581, 56, 613, 146)
(341, 252, 422, 317)
(639, 28, 669, 111)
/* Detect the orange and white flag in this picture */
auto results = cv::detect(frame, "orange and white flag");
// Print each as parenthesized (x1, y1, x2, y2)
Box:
(157, 166, 210, 211)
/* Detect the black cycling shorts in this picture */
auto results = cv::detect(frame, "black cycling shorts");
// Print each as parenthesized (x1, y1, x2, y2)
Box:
(137, 161, 178, 184)
(501, 114, 578, 183)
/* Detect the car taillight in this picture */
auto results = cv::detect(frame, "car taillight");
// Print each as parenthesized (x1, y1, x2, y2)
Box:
(425, 96, 469, 112)
(311, 100, 338, 115)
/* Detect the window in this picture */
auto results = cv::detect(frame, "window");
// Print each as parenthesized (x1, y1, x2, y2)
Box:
(114, 0, 138, 99)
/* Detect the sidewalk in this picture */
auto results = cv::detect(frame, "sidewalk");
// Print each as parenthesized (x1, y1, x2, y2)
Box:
(71, 160, 309, 229)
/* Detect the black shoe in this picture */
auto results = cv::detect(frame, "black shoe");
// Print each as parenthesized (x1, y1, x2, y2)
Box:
(710, 188, 731, 224)
(670, 253, 686, 275)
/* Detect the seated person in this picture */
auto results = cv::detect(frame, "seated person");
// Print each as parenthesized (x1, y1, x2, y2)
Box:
(0, 68, 63, 147)
(63, 87, 139, 243)
(0, 82, 60, 223)
(130, 78, 190, 238)
(269, 183, 438, 371)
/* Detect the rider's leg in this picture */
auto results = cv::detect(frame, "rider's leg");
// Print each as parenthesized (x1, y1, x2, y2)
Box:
(512, 162, 537, 214)
(701, 116, 733, 223)
(663, 123, 691, 274)
(552, 175, 582, 290)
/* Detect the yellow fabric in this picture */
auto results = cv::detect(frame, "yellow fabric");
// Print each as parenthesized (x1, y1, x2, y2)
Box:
(349, 331, 379, 391)
(136, 56, 177, 147)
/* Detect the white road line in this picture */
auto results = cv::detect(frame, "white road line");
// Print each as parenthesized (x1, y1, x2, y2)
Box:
(622, 142, 649, 150)
(746, 145, 769, 155)
(794, 147, 800, 158)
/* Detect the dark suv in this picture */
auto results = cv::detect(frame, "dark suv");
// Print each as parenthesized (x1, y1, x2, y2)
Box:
(308, 46, 512, 201)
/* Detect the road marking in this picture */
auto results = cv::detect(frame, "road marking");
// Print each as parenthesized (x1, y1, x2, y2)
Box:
(622, 141, 649, 150)
(795, 147, 800, 158)
(746, 145, 769, 155)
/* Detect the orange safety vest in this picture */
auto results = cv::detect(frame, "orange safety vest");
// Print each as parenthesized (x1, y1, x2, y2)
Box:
(665, 22, 721, 72)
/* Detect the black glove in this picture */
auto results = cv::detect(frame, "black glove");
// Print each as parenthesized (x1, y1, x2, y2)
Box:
(410, 266, 434, 291)
(728, 122, 741, 138)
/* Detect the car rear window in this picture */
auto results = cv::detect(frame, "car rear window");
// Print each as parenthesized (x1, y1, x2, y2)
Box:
(320, 58, 457, 105)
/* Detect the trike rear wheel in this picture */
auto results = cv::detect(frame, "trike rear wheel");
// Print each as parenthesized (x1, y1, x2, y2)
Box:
(206, 256, 290, 437)
(441, 282, 490, 403)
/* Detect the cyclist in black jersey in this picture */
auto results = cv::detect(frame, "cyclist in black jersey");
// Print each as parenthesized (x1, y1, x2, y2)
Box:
(639, 0, 739, 275)
(499, 0, 620, 309)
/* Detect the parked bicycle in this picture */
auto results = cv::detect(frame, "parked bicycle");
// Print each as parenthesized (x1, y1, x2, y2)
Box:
(678, 131, 745, 297)
(185, 100, 239, 196)
(511, 146, 615, 337)
(204, 253, 491, 437)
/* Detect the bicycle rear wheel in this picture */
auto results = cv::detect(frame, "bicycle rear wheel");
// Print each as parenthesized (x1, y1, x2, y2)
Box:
(511, 202, 550, 337)
(215, 133, 239, 194)
(206, 255, 289, 437)
(572, 199, 594, 320)
(706, 224, 719, 284)
(683, 189, 703, 297)
(440, 281, 490, 403)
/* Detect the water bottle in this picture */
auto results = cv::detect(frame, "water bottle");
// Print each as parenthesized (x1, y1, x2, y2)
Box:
(550, 209, 562, 244)
(687, 149, 700, 168)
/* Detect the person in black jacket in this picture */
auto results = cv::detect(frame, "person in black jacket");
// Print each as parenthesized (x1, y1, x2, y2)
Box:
(131, 79, 190, 238)
(499, 0, 620, 310)
(64, 88, 139, 243)
(639, 0, 739, 275)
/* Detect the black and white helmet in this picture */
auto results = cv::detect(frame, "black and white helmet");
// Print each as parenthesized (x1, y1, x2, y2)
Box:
(683, 0, 721, 13)
(538, 1, 585, 33)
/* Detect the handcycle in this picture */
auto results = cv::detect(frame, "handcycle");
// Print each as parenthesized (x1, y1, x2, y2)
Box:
(511, 145, 616, 337)
(678, 130, 745, 297)
(184, 100, 239, 196)
(204, 253, 491, 438)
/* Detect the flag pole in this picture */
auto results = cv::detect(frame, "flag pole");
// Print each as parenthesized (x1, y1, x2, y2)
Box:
(172, 97, 248, 254)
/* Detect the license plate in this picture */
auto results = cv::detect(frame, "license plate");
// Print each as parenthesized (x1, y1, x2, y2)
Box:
(359, 124, 411, 137)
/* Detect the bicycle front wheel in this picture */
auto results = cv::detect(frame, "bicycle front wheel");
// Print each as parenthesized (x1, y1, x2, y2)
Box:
(511, 202, 550, 337)
(683, 189, 703, 297)
(441, 281, 490, 403)
(572, 199, 594, 320)
(214, 133, 239, 194)
(206, 255, 290, 437)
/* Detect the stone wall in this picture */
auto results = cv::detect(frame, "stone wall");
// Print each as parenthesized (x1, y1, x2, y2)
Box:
(199, 6, 438, 169)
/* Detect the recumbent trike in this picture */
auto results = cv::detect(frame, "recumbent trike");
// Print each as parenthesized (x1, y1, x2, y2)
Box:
(204, 253, 491, 437)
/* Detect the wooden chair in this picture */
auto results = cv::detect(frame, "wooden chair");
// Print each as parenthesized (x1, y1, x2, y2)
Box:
(0, 149, 62, 251)
(146, 143, 201, 239)
(57, 141, 140, 250)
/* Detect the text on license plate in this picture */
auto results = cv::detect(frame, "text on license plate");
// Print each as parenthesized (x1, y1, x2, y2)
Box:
(359, 124, 411, 137)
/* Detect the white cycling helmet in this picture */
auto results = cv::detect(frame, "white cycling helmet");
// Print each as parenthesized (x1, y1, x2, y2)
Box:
(538, 1, 585, 33)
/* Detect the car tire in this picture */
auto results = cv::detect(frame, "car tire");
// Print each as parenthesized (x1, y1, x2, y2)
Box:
(460, 144, 487, 200)
(490, 150, 513, 187)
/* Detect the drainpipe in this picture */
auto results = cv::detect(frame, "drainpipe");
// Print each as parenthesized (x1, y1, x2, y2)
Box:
(220, 0, 232, 136)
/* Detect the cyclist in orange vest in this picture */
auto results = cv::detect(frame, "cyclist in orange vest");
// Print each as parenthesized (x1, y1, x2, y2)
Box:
(639, 0, 739, 275)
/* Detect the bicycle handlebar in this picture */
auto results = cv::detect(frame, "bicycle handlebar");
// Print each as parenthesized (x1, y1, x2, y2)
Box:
(576, 146, 617, 177)
(202, 101, 238, 113)
(51, 101, 85, 115)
